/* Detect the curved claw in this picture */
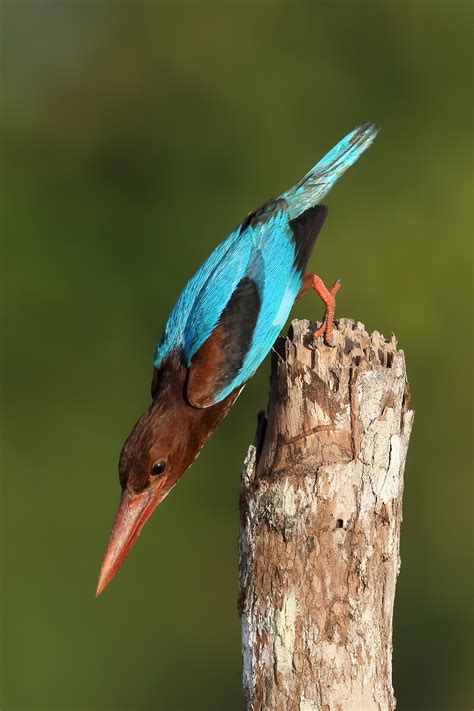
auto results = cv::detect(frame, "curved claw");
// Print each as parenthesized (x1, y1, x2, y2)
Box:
(297, 274, 341, 344)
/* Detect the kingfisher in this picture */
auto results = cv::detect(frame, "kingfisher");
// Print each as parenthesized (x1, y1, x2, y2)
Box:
(96, 122, 378, 596)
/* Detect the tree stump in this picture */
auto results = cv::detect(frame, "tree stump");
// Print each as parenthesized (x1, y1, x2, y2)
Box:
(239, 318, 414, 711)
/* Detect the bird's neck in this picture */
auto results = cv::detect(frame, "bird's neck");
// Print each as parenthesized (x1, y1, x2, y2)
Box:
(152, 350, 242, 469)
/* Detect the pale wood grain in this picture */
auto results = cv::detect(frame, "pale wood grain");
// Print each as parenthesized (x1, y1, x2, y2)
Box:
(239, 318, 414, 711)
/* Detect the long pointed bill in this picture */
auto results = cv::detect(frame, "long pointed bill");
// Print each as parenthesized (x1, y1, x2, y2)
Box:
(96, 485, 166, 597)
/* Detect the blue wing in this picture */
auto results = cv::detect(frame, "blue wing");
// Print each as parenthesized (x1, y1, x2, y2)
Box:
(153, 201, 327, 408)
(154, 198, 309, 406)
(183, 200, 326, 407)
(186, 201, 297, 405)
(153, 224, 247, 368)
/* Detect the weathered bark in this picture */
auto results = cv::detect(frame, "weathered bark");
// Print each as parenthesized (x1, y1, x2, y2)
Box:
(239, 318, 414, 711)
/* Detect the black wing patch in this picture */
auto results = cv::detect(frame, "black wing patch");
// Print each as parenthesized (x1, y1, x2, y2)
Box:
(290, 204, 328, 272)
(187, 276, 261, 408)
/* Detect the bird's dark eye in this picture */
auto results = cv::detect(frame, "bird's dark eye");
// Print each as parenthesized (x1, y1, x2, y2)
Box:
(151, 460, 167, 476)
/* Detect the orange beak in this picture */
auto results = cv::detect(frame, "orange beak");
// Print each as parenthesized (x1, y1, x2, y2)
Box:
(96, 484, 168, 597)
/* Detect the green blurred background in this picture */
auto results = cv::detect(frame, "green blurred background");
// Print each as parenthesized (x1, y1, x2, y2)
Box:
(1, 2, 472, 710)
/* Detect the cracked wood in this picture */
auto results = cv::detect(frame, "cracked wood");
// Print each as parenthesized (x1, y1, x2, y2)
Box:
(239, 318, 414, 711)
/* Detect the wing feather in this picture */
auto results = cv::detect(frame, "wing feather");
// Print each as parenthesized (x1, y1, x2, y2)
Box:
(155, 199, 327, 408)
(187, 276, 261, 407)
(187, 201, 299, 406)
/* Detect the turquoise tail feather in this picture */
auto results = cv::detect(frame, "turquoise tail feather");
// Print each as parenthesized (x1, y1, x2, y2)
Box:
(282, 122, 379, 219)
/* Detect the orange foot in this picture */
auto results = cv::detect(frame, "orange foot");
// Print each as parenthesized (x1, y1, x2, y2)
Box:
(296, 273, 341, 344)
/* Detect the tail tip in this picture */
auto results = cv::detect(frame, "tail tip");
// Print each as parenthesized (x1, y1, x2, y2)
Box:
(358, 121, 380, 140)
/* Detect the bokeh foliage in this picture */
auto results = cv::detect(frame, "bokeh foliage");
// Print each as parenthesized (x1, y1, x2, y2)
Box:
(1, 2, 472, 710)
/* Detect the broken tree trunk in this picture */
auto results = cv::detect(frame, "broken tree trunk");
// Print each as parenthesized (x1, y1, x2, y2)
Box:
(239, 318, 414, 711)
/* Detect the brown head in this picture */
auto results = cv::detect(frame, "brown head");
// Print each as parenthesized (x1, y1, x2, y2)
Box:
(96, 354, 240, 596)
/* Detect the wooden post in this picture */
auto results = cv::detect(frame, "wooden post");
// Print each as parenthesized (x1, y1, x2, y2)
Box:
(239, 318, 414, 711)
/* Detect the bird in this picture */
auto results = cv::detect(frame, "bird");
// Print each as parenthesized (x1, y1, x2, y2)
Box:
(96, 122, 378, 596)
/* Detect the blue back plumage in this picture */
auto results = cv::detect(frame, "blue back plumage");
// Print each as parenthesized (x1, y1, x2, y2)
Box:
(215, 206, 299, 401)
(154, 123, 378, 405)
(154, 226, 244, 366)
